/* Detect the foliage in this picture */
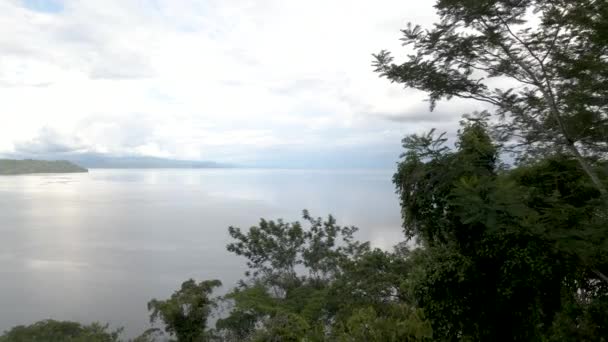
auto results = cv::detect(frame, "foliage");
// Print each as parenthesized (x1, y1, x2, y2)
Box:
(333, 305, 431, 342)
(226, 210, 369, 283)
(373, 3, 608, 337)
(373, 0, 608, 197)
(0, 159, 88, 175)
(0, 320, 121, 342)
(393, 118, 607, 340)
(130, 328, 163, 342)
(147, 279, 221, 342)
(216, 212, 432, 341)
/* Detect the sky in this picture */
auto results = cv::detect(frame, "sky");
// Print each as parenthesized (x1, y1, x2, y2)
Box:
(1, 0, 488, 168)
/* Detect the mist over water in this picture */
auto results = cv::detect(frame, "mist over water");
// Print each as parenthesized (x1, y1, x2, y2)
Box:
(0, 169, 402, 337)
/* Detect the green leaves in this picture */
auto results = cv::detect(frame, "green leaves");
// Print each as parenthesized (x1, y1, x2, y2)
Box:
(217, 212, 433, 341)
(334, 306, 432, 342)
(147, 279, 221, 342)
(227, 211, 369, 288)
(375, 0, 608, 196)
(0, 320, 122, 342)
(393, 117, 607, 340)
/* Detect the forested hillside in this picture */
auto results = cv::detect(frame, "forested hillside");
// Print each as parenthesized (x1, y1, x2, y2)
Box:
(0, 159, 87, 175)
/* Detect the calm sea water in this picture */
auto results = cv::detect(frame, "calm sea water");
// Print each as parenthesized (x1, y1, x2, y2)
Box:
(0, 169, 402, 337)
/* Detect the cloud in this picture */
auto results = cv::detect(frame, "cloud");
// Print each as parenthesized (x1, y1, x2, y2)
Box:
(0, 0, 482, 167)
(373, 99, 490, 123)
(88, 60, 154, 80)
(14, 126, 88, 154)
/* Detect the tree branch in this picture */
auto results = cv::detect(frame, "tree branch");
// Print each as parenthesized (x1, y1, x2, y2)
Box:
(478, 17, 608, 198)
(592, 268, 608, 284)
(541, 26, 561, 64)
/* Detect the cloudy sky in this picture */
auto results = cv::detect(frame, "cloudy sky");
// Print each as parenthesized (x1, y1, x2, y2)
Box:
(1, 0, 486, 168)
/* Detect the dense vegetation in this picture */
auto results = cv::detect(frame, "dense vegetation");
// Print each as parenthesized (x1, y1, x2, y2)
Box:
(0, 320, 122, 342)
(0, 159, 88, 175)
(2, 0, 606, 341)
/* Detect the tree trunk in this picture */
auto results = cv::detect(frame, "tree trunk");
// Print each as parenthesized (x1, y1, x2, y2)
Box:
(490, 23, 608, 200)
(566, 142, 608, 198)
(535, 80, 608, 200)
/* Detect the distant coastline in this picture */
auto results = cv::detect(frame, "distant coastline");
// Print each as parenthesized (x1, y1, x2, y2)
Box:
(0, 159, 88, 175)
(0, 153, 235, 169)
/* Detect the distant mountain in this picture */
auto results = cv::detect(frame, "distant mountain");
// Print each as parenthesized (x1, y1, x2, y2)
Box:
(0, 159, 88, 175)
(1, 152, 234, 169)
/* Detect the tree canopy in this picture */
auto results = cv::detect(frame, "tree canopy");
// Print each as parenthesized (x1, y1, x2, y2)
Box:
(0, 320, 121, 342)
(373, 0, 608, 197)
(147, 279, 222, 342)
(393, 118, 607, 340)
(215, 212, 432, 341)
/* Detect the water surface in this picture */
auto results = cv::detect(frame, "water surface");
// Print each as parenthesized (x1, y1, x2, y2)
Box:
(0, 169, 402, 337)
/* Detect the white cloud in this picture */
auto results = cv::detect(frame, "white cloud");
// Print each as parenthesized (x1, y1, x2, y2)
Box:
(0, 0, 479, 166)
(14, 126, 87, 154)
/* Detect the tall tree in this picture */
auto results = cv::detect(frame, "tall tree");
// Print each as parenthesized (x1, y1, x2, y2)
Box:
(217, 212, 432, 341)
(217, 212, 370, 340)
(393, 118, 607, 340)
(373, 0, 608, 197)
(147, 279, 221, 342)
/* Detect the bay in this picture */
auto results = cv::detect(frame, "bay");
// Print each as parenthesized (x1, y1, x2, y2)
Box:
(0, 169, 402, 337)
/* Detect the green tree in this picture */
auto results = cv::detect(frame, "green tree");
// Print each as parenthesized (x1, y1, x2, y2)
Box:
(393, 118, 607, 340)
(0, 320, 122, 342)
(217, 212, 432, 341)
(148, 279, 221, 342)
(373, 0, 608, 198)
(217, 212, 369, 340)
(131, 328, 163, 342)
(333, 305, 431, 342)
